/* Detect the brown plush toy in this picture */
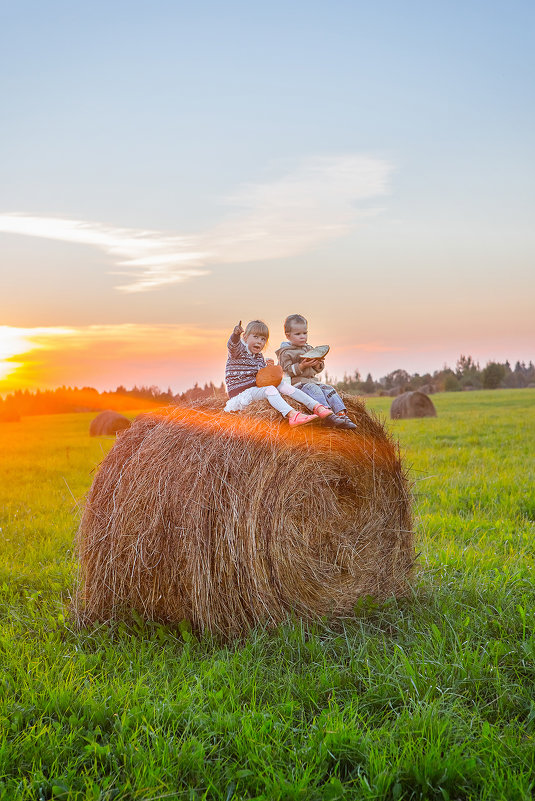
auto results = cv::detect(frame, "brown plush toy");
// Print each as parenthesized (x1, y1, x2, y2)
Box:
(256, 364, 283, 387)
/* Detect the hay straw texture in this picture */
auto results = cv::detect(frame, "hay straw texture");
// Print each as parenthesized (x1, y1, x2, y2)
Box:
(75, 395, 413, 638)
(390, 391, 437, 420)
(89, 410, 132, 437)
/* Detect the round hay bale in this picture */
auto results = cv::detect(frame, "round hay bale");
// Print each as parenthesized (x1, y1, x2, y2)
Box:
(75, 395, 414, 638)
(89, 410, 131, 437)
(0, 410, 21, 422)
(418, 384, 435, 395)
(390, 391, 437, 420)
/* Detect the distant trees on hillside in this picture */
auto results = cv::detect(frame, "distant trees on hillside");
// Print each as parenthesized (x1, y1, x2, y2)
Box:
(326, 357, 535, 396)
(0, 382, 227, 418)
(0, 385, 161, 418)
(176, 382, 226, 404)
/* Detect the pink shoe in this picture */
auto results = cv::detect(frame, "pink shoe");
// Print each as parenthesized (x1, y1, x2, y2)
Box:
(312, 403, 333, 419)
(287, 410, 318, 427)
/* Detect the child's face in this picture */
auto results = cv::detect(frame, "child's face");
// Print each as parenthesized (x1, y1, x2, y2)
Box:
(244, 332, 267, 354)
(286, 323, 308, 347)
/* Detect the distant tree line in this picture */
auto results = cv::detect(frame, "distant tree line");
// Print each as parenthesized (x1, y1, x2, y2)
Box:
(175, 381, 226, 405)
(327, 357, 535, 396)
(0, 382, 225, 418)
(0, 359, 532, 418)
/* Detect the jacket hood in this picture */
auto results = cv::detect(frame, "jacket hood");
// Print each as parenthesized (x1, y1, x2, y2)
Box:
(275, 341, 292, 357)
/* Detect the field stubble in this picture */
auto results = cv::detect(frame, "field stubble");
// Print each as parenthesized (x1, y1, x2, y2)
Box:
(0, 390, 534, 800)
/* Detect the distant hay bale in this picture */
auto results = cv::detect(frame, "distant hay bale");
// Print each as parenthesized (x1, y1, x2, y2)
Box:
(89, 410, 131, 437)
(75, 395, 413, 638)
(418, 384, 435, 395)
(0, 410, 20, 422)
(390, 391, 437, 420)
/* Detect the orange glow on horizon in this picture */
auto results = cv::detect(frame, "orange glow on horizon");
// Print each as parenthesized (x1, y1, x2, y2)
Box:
(0, 324, 227, 396)
(2, 323, 532, 398)
(0, 325, 74, 387)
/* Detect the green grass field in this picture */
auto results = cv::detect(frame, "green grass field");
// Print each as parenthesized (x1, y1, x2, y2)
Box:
(1, 390, 534, 800)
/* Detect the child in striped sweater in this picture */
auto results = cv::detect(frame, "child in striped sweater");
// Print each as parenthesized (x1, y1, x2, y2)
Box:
(224, 320, 338, 427)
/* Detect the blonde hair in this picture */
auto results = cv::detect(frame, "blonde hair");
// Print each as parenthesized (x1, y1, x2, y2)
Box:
(244, 319, 269, 341)
(284, 314, 307, 334)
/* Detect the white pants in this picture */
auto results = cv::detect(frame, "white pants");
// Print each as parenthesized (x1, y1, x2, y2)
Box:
(224, 382, 319, 417)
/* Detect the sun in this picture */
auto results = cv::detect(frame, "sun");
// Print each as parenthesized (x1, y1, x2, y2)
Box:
(0, 327, 32, 383)
(0, 325, 77, 392)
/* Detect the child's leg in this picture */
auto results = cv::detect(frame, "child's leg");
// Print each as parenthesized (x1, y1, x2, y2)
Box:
(317, 384, 346, 415)
(224, 386, 265, 412)
(296, 382, 330, 409)
(277, 382, 323, 413)
(225, 386, 291, 412)
(278, 381, 356, 429)
(226, 385, 317, 426)
(315, 383, 357, 429)
(263, 386, 295, 417)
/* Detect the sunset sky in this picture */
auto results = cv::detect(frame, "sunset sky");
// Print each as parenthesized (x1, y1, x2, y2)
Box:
(1, 0, 534, 394)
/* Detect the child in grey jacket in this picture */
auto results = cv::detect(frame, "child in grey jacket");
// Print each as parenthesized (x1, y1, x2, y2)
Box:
(276, 314, 357, 430)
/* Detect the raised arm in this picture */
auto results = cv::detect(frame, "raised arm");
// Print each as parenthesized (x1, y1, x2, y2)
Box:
(227, 320, 245, 355)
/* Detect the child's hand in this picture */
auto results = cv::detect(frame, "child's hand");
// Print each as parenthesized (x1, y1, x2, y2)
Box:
(300, 358, 321, 370)
(233, 320, 244, 337)
(265, 358, 274, 366)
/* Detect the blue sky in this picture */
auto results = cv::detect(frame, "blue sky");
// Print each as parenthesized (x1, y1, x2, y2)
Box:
(1, 0, 534, 391)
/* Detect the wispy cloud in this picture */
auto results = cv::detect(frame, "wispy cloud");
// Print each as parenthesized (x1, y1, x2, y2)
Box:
(207, 155, 392, 263)
(0, 216, 210, 292)
(0, 154, 392, 292)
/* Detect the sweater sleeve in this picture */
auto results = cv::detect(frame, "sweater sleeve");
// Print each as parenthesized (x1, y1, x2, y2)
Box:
(227, 331, 245, 357)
